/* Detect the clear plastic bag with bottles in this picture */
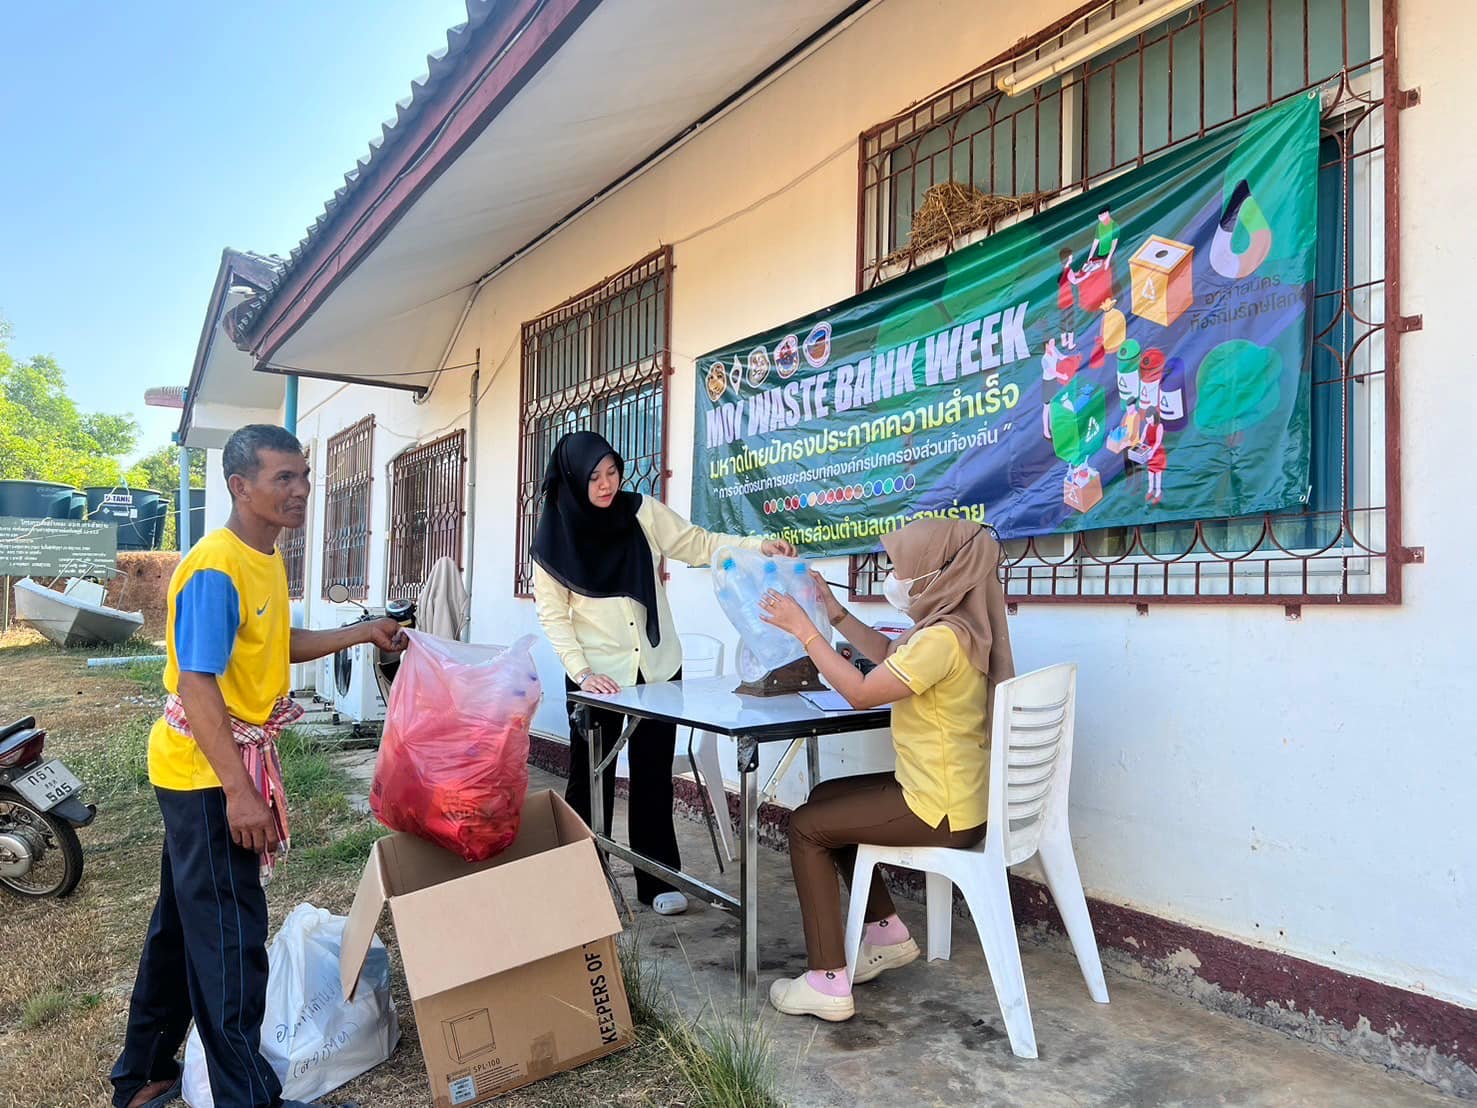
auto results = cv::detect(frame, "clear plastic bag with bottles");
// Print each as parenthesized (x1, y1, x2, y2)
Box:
(712, 545, 830, 681)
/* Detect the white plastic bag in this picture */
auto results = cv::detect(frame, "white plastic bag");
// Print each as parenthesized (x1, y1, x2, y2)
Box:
(182, 903, 399, 1107)
(712, 546, 831, 680)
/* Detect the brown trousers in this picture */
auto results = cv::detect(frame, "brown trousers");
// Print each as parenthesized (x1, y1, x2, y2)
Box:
(788, 773, 986, 970)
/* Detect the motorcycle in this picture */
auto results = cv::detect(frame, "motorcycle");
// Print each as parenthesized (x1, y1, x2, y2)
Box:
(0, 717, 95, 898)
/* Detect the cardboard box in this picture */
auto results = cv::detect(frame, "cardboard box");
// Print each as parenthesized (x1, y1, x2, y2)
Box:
(340, 790, 633, 1106)
(1129, 235, 1195, 327)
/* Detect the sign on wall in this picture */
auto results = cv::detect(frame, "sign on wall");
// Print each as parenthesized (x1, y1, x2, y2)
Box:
(691, 95, 1320, 554)
(0, 517, 118, 578)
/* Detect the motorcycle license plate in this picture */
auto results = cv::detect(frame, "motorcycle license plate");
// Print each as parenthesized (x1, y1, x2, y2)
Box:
(13, 760, 82, 810)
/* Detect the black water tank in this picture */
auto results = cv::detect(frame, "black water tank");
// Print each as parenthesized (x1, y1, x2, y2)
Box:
(85, 487, 167, 550)
(0, 479, 82, 519)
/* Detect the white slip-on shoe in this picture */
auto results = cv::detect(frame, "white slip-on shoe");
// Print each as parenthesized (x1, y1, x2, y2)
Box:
(768, 973, 855, 1021)
(852, 936, 921, 984)
(652, 891, 688, 916)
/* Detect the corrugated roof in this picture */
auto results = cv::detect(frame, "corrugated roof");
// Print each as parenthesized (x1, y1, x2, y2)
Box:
(232, 0, 504, 343)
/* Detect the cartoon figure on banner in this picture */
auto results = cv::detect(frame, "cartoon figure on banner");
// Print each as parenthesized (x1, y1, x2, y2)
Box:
(1089, 206, 1121, 264)
(1129, 401, 1167, 504)
(1040, 339, 1065, 440)
(1100, 297, 1127, 353)
(1072, 206, 1121, 313)
(1041, 338, 1084, 443)
(1056, 248, 1085, 349)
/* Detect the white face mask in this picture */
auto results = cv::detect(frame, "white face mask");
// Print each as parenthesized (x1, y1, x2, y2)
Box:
(882, 568, 938, 613)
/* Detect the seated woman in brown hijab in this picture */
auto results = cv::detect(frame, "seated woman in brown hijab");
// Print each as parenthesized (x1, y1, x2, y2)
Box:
(757, 517, 1014, 1021)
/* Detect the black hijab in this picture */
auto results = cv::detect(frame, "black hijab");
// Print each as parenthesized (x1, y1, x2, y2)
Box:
(530, 431, 662, 647)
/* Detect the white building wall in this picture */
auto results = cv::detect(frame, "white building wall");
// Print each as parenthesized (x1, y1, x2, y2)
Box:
(202, 448, 229, 535)
(288, 0, 1475, 1006)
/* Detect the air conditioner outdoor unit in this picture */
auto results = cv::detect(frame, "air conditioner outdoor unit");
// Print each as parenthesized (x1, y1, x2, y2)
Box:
(332, 641, 387, 724)
(316, 654, 338, 707)
(288, 601, 315, 696)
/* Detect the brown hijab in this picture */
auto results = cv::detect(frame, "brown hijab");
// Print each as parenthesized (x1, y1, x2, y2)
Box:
(880, 518, 1015, 688)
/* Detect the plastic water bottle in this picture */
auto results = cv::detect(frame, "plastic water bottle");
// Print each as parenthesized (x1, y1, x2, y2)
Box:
(789, 560, 816, 604)
(717, 555, 769, 645)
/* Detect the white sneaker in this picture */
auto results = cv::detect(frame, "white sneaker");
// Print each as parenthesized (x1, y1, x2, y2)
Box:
(652, 891, 688, 916)
(852, 937, 920, 984)
(768, 974, 855, 1022)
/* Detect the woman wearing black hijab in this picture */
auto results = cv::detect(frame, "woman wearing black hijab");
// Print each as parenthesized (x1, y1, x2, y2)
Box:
(532, 430, 794, 914)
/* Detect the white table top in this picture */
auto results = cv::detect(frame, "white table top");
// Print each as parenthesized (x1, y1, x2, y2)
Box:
(566, 675, 890, 740)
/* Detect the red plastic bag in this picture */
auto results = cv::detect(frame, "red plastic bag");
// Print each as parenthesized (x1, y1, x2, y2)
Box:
(370, 631, 542, 862)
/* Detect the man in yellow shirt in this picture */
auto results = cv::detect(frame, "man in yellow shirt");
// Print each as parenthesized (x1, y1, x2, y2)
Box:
(112, 426, 403, 1108)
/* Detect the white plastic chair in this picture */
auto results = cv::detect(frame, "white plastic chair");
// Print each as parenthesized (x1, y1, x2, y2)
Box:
(678, 633, 736, 866)
(842, 663, 1107, 1059)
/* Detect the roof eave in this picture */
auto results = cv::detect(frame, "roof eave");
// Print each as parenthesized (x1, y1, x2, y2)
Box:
(239, 0, 603, 369)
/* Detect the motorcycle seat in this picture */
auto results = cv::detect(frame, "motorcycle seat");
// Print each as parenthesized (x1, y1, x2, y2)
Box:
(0, 718, 37, 743)
(0, 727, 44, 761)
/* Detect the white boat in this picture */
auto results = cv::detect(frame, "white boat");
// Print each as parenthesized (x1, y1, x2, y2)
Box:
(12, 577, 145, 647)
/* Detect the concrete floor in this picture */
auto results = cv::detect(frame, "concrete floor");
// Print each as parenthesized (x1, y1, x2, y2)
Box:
(335, 751, 1461, 1106)
(528, 767, 1461, 1108)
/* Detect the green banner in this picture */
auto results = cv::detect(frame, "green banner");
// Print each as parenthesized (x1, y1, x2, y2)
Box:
(691, 95, 1321, 554)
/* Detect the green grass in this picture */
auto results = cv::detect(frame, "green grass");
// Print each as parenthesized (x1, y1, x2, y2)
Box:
(69, 716, 152, 798)
(301, 820, 389, 866)
(617, 932, 782, 1108)
(84, 636, 167, 657)
(618, 928, 672, 1030)
(117, 657, 166, 692)
(659, 1017, 782, 1108)
(276, 728, 348, 800)
(20, 990, 71, 1031)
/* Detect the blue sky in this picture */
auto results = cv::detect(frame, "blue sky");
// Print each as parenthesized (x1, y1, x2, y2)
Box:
(0, 1, 470, 459)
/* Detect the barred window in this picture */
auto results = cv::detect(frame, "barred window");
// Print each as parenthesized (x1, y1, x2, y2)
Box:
(321, 416, 374, 601)
(280, 450, 308, 600)
(853, 0, 1400, 607)
(514, 249, 671, 597)
(387, 430, 466, 601)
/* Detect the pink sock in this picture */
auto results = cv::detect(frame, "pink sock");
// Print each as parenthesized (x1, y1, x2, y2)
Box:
(864, 914, 911, 946)
(806, 968, 851, 997)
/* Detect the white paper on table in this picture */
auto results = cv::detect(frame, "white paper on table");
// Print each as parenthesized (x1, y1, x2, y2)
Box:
(799, 689, 854, 712)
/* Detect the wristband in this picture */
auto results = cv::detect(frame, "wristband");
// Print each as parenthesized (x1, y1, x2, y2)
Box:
(802, 631, 823, 652)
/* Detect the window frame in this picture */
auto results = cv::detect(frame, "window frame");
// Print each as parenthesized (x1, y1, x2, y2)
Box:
(513, 248, 673, 598)
(320, 416, 375, 602)
(849, 0, 1408, 608)
(280, 448, 308, 601)
(386, 430, 467, 602)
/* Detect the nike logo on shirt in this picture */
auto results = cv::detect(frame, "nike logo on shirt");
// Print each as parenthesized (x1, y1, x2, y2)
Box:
(256, 600, 270, 616)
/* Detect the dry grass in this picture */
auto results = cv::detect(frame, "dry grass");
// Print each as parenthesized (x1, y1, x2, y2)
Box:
(0, 640, 780, 1108)
(881, 180, 1046, 268)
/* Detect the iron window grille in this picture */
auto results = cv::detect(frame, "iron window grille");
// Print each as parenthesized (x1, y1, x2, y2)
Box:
(387, 430, 467, 601)
(321, 416, 374, 601)
(281, 449, 308, 601)
(851, 0, 1404, 608)
(514, 248, 672, 598)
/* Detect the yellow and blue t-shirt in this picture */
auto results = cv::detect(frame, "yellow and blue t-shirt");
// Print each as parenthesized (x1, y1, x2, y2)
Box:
(148, 527, 292, 791)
